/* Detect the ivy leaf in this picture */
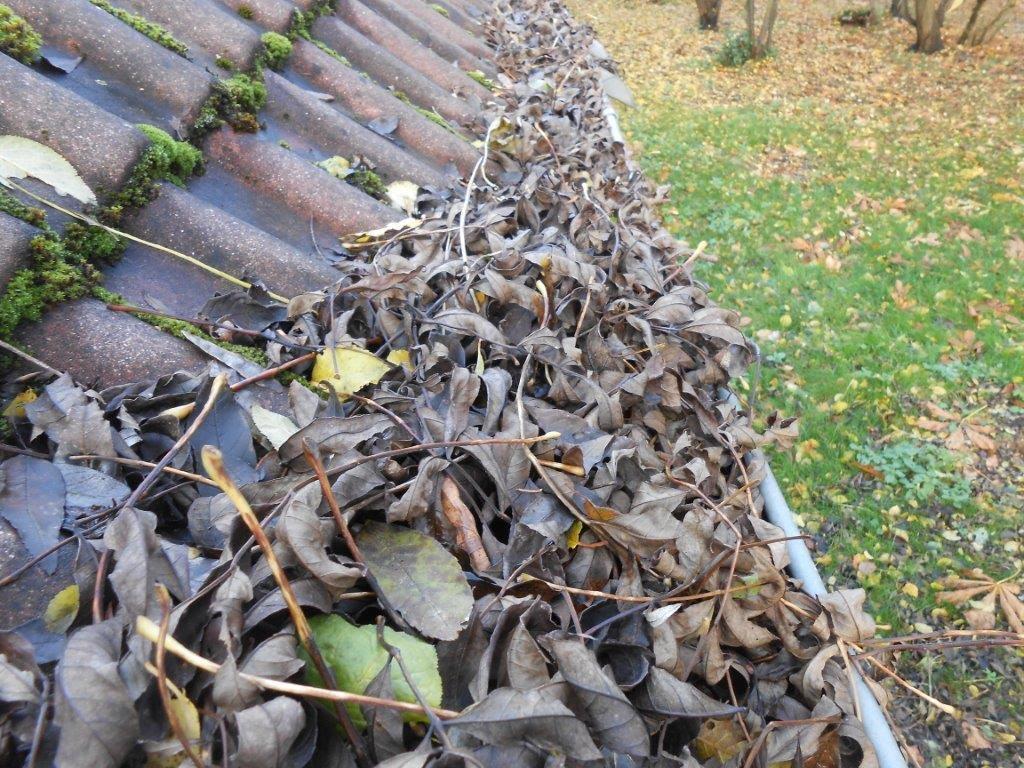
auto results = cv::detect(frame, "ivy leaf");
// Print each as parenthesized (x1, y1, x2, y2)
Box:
(303, 616, 441, 726)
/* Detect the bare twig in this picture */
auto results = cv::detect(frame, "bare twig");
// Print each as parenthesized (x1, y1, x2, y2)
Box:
(69, 455, 219, 487)
(24, 677, 49, 768)
(374, 619, 453, 749)
(154, 587, 205, 768)
(201, 447, 371, 767)
(121, 374, 227, 511)
(0, 340, 60, 376)
(134, 616, 460, 718)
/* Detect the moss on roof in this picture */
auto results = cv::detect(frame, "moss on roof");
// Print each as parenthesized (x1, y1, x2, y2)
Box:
(0, 4, 41, 65)
(88, 0, 189, 57)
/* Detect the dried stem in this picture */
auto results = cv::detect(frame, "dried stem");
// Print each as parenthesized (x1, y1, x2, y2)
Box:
(302, 440, 410, 633)
(154, 587, 205, 768)
(230, 352, 317, 392)
(2, 178, 287, 302)
(855, 652, 959, 716)
(106, 304, 316, 352)
(122, 374, 227, 510)
(69, 455, 219, 487)
(0, 339, 61, 376)
(201, 447, 371, 767)
(134, 616, 460, 718)
(375, 619, 453, 749)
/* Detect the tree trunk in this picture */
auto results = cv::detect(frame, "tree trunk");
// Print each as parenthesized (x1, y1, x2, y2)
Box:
(913, 0, 945, 51)
(891, 0, 914, 22)
(747, 0, 780, 59)
(695, 0, 723, 29)
(869, 0, 888, 23)
(959, 0, 1017, 45)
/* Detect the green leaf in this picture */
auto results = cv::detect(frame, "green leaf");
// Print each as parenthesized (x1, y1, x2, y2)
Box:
(357, 522, 473, 641)
(302, 617, 441, 726)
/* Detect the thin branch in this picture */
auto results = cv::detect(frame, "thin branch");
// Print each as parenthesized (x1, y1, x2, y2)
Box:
(134, 616, 460, 718)
(0, 339, 61, 376)
(2, 178, 288, 302)
(121, 374, 227, 510)
(154, 587, 205, 768)
(201, 447, 371, 768)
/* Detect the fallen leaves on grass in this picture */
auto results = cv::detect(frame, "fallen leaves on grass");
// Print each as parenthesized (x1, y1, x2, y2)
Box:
(936, 569, 1024, 632)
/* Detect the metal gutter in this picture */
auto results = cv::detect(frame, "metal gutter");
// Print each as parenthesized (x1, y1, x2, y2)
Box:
(725, 394, 908, 768)
(598, 92, 908, 768)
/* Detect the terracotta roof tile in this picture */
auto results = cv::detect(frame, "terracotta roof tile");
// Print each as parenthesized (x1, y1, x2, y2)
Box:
(1, 0, 494, 387)
(335, 0, 490, 99)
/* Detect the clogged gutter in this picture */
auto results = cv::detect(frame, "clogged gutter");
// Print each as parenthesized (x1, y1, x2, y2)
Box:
(0, 1, 892, 767)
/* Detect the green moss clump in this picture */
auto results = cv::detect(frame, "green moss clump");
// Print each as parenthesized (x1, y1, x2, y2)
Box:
(416, 106, 456, 133)
(0, 4, 41, 64)
(259, 31, 292, 70)
(102, 124, 204, 223)
(188, 71, 268, 140)
(223, 73, 267, 115)
(288, 3, 350, 67)
(467, 69, 496, 91)
(309, 37, 349, 66)
(0, 235, 103, 339)
(95, 285, 272, 366)
(392, 89, 457, 133)
(348, 169, 387, 200)
(0, 188, 49, 230)
(191, 102, 223, 137)
(237, 3, 253, 19)
(428, 3, 449, 18)
(215, 55, 234, 70)
(88, 0, 188, 57)
(289, 0, 335, 39)
(63, 222, 126, 262)
(136, 124, 203, 186)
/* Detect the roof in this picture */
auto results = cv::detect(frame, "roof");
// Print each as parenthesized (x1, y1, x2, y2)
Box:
(0, 0, 495, 387)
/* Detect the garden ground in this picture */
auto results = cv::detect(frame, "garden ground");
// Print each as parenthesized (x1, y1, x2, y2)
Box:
(565, 0, 1024, 764)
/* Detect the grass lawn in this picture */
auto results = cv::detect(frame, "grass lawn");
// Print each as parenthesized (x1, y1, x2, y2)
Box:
(568, 0, 1024, 764)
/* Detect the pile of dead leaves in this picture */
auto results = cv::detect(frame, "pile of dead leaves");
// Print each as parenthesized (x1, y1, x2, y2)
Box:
(0, 2, 887, 766)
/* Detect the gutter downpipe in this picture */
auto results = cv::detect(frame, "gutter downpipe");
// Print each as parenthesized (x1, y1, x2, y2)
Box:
(598, 93, 908, 768)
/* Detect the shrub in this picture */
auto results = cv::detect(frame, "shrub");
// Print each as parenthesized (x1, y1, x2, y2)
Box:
(717, 32, 756, 67)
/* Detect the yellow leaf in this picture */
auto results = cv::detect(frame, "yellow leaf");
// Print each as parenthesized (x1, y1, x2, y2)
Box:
(386, 348, 411, 369)
(3, 389, 37, 419)
(316, 155, 350, 179)
(43, 584, 79, 634)
(901, 582, 919, 599)
(694, 718, 747, 763)
(566, 520, 583, 549)
(168, 690, 201, 742)
(312, 346, 392, 399)
(0, 135, 97, 204)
